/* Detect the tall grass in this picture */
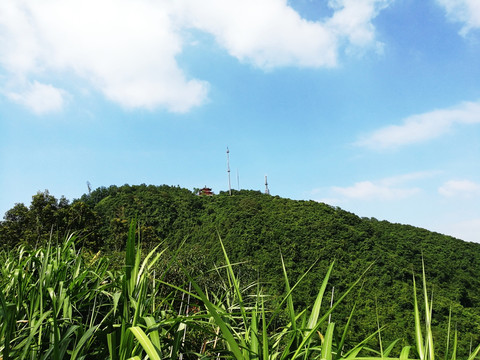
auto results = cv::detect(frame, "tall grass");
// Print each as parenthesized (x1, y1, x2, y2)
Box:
(0, 233, 114, 359)
(410, 260, 480, 360)
(0, 223, 194, 359)
(1, 225, 479, 359)
(185, 236, 373, 359)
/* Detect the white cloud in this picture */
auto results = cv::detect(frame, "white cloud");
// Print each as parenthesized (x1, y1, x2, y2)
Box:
(5, 81, 67, 114)
(326, 0, 391, 52)
(332, 181, 419, 200)
(356, 100, 480, 150)
(0, 0, 208, 113)
(438, 179, 480, 197)
(179, 0, 338, 69)
(436, 0, 480, 35)
(322, 172, 431, 202)
(331, 180, 420, 200)
(176, 0, 389, 69)
(0, 0, 391, 113)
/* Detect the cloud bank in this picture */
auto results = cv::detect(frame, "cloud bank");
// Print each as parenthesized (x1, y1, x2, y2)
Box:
(356, 100, 480, 150)
(0, 0, 390, 114)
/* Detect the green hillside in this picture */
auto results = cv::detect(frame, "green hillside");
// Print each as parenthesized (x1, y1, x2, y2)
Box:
(2, 184, 480, 354)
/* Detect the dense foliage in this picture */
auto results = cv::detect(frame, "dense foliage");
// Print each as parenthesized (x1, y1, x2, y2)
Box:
(1, 224, 478, 360)
(1, 184, 480, 355)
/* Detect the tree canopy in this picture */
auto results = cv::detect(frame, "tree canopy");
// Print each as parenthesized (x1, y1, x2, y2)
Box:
(1, 184, 479, 353)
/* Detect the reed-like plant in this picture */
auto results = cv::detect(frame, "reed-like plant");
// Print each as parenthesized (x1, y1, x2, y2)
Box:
(107, 220, 196, 360)
(0, 223, 194, 359)
(179, 235, 373, 360)
(2, 226, 480, 360)
(411, 260, 480, 360)
(0, 233, 114, 359)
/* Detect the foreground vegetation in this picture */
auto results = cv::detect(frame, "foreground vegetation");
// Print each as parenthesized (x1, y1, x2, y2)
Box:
(1, 224, 479, 359)
(1, 184, 480, 354)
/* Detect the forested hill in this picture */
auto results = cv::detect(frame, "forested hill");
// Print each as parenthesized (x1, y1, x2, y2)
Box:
(2, 184, 480, 350)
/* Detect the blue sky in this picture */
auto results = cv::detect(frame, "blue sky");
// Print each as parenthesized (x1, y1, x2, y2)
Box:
(1, 0, 480, 242)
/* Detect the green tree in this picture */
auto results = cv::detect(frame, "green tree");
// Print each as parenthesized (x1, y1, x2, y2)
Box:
(0, 203, 30, 247)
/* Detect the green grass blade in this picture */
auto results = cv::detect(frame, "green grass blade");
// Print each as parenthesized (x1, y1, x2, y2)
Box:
(290, 263, 372, 360)
(218, 235, 249, 330)
(383, 339, 400, 358)
(336, 303, 357, 359)
(170, 321, 186, 360)
(342, 329, 382, 360)
(262, 296, 269, 360)
(0, 291, 15, 360)
(70, 325, 100, 360)
(186, 273, 244, 360)
(129, 326, 161, 360)
(307, 262, 334, 331)
(422, 259, 434, 360)
(266, 258, 319, 330)
(143, 317, 161, 352)
(322, 322, 335, 360)
(445, 306, 452, 360)
(466, 342, 480, 360)
(343, 346, 363, 360)
(281, 253, 297, 334)
(450, 330, 457, 360)
(250, 303, 259, 358)
(413, 275, 425, 360)
(400, 346, 412, 360)
(107, 329, 119, 360)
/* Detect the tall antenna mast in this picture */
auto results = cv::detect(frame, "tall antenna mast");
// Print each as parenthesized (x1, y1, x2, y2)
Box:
(227, 147, 232, 195)
(265, 175, 270, 195)
(237, 169, 240, 190)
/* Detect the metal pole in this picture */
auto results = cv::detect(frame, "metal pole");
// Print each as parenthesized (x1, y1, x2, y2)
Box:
(227, 147, 232, 195)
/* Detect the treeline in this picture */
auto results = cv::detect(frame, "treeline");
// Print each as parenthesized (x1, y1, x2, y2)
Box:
(1, 184, 480, 353)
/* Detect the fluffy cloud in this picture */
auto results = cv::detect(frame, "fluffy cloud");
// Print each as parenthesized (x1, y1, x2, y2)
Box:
(5, 81, 67, 114)
(174, 0, 337, 69)
(0, 0, 208, 113)
(0, 0, 390, 113)
(326, 0, 391, 51)
(175, 0, 389, 69)
(355, 100, 480, 150)
(436, 0, 480, 35)
(439, 179, 480, 197)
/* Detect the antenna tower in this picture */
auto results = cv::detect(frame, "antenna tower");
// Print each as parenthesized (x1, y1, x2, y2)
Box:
(237, 169, 240, 190)
(265, 175, 270, 195)
(227, 147, 232, 195)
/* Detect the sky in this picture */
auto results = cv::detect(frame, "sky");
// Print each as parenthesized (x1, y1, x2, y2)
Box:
(1, 0, 480, 243)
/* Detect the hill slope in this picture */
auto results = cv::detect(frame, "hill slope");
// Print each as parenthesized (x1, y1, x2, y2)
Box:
(2, 184, 480, 352)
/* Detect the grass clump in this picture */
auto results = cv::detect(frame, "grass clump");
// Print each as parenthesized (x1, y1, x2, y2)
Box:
(1, 222, 479, 359)
(0, 222, 190, 359)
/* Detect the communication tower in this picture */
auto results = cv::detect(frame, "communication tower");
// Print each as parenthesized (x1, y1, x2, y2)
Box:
(265, 175, 270, 195)
(227, 147, 232, 195)
(237, 169, 240, 190)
